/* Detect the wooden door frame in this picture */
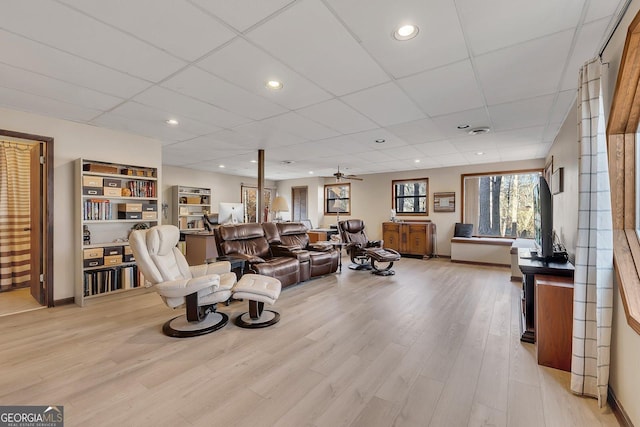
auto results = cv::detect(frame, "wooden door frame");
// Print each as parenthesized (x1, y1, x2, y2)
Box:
(291, 186, 308, 222)
(0, 129, 54, 307)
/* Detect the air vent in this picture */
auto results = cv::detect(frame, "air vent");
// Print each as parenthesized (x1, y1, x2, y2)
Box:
(468, 127, 490, 135)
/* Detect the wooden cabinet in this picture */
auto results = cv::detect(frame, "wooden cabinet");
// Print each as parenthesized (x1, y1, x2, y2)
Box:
(76, 159, 158, 306)
(185, 233, 218, 266)
(535, 276, 574, 372)
(382, 222, 434, 258)
(173, 185, 211, 232)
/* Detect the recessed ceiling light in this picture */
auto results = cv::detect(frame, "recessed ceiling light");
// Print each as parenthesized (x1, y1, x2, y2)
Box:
(476, 151, 484, 156)
(414, 159, 421, 163)
(375, 139, 386, 143)
(309, 171, 314, 174)
(280, 160, 294, 165)
(457, 124, 470, 129)
(250, 160, 257, 163)
(265, 80, 283, 90)
(165, 119, 179, 126)
(393, 24, 419, 41)
(218, 164, 225, 168)
(468, 127, 490, 135)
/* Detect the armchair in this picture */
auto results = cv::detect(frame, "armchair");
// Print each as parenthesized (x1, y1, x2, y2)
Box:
(129, 225, 236, 337)
(338, 219, 383, 270)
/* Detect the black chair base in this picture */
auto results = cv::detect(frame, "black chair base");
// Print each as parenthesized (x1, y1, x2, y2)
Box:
(371, 260, 396, 276)
(348, 263, 372, 271)
(235, 300, 280, 329)
(162, 311, 229, 338)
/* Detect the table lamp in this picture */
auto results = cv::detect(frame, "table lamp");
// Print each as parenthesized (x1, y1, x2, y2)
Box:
(272, 196, 289, 221)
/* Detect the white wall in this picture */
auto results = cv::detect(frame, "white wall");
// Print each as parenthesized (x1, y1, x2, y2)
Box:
(162, 165, 276, 225)
(275, 176, 323, 225)
(0, 107, 162, 301)
(546, 102, 579, 260)
(278, 159, 543, 256)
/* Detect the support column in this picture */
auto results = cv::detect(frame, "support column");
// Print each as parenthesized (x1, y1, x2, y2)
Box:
(258, 149, 265, 223)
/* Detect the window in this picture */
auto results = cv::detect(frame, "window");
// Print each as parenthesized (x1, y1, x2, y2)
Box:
(392, 178, 428, 215)
(462, 170, 541, 238)
(324, 183, 350, 215)
(608, 8, 640, 334)
(241, 185, 272, 223)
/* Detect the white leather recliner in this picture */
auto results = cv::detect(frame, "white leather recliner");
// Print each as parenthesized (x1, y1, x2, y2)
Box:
(129, 225, 236, 337)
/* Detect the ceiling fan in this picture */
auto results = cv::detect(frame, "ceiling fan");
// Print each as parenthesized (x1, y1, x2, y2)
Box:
(333, 166, 363, 181)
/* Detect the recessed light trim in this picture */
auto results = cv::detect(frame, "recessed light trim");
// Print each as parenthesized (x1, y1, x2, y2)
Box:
(265, 80, 283, 90)
(393, 24, 419, 41)
(375, 139, 386, 143)
(468, 126, 490, 135)
(457, 124, 470, 129)
(165, 119, 179, 126)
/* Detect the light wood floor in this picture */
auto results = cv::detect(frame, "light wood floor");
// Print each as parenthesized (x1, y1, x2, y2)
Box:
(0, 287, 45, 317)
(0, 258, 619, 427)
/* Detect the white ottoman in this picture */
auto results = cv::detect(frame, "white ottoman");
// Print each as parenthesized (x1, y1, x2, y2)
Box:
(233, 274, 282, 328)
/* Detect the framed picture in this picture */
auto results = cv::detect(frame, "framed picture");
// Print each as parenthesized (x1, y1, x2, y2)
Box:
(433, 192, 455, 212)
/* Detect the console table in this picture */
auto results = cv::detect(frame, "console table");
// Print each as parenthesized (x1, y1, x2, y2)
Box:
(518, 248, 574, 343)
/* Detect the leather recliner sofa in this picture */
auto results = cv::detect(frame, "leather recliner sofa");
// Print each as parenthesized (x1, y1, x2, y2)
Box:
(216, 223, 300, 288)
(215, 222, 339, 288)
(264, 222, 339, 279)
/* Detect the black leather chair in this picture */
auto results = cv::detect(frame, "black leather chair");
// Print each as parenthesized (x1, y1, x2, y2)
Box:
(338, 219, 382, 270)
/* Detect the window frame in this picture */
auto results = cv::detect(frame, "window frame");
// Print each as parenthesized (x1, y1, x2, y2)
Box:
(460, 169, 542, 238)
(392, 178, 429, 216)
(324, 183, 351, 215)
(607, 9, 640, 335)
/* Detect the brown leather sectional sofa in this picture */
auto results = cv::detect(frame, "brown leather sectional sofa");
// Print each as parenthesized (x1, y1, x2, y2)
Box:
(215, 222, 339, 288)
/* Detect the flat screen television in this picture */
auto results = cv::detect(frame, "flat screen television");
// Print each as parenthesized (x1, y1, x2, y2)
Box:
(533, 176, 554, 260)
(218, 202, 244, 224)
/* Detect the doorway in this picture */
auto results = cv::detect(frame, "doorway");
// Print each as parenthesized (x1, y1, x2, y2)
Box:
(0, 129, 54, 315)
(291, 186, 308, 222)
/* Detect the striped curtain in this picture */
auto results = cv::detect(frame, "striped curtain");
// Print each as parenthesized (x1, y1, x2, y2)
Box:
(0, 141, 32, 291)
(571, 58, 614, 407)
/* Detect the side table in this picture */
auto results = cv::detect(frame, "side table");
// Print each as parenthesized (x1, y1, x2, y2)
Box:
(207, 255, 246, 280)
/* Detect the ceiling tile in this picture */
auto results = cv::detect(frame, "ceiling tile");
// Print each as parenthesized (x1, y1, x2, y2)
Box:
(548, 90, 577, 126)
(246, 0, 390, 96)
(489, 95, 555, 132)
(0, 1, 186, 82)
(491, 127, 545, 148)
(296, 100, 378, 134)
(433, 153, 469, 167)
(230, 120, 306, 149)
(191, 0, 294, 32)
(0, 86, 102, 122)
(413, 140, 459, 157)
(560, 19, 611, 91)
(348, 128, 410, 149)
(463, 151, 501, 164)
(456, 0, 584, 55)
(378, 145, 423, 161)
(58, 0, 236, 61)
(0, 30, 149, 98)
(341, 82, 426, 126)
(450, 135, 498, 153)
(324, 0, 468, 78)
(0, 62, 122, 111)
(162, 66, 287, 120)
(133, 86, 251, 129)
(431, 108, 492, 138)
(197, 38, 332, 110)
(258, 112, 339, 140)
(398, 60, 485, 117)
(475, 30, 573, 106)
(386, 117, 447, 144)
(585, 0, 623, 22)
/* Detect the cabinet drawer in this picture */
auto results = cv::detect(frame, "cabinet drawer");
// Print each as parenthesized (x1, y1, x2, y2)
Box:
(82, 176, 103, 187)
(103, 178, 121, 188)
(117, 211, 142, 220)
(104, 255, 122, 266)
(83, 258, 104, 268)
(142, 211, 157, 220)
(118, 203, 142, 212)
(103, 187, 121, 197)
(103, 246, 123, 256)
(83, 247, 104, 259)
(83, 187, 103, 196)
(123, 254, 135, 263)
(142, 203, 157, 212)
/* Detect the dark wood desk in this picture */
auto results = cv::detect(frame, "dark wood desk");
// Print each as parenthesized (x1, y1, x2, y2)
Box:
(518, 248, 574, 343)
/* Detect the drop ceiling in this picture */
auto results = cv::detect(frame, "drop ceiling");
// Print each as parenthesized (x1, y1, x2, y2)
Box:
(0, 0, 627, 180)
